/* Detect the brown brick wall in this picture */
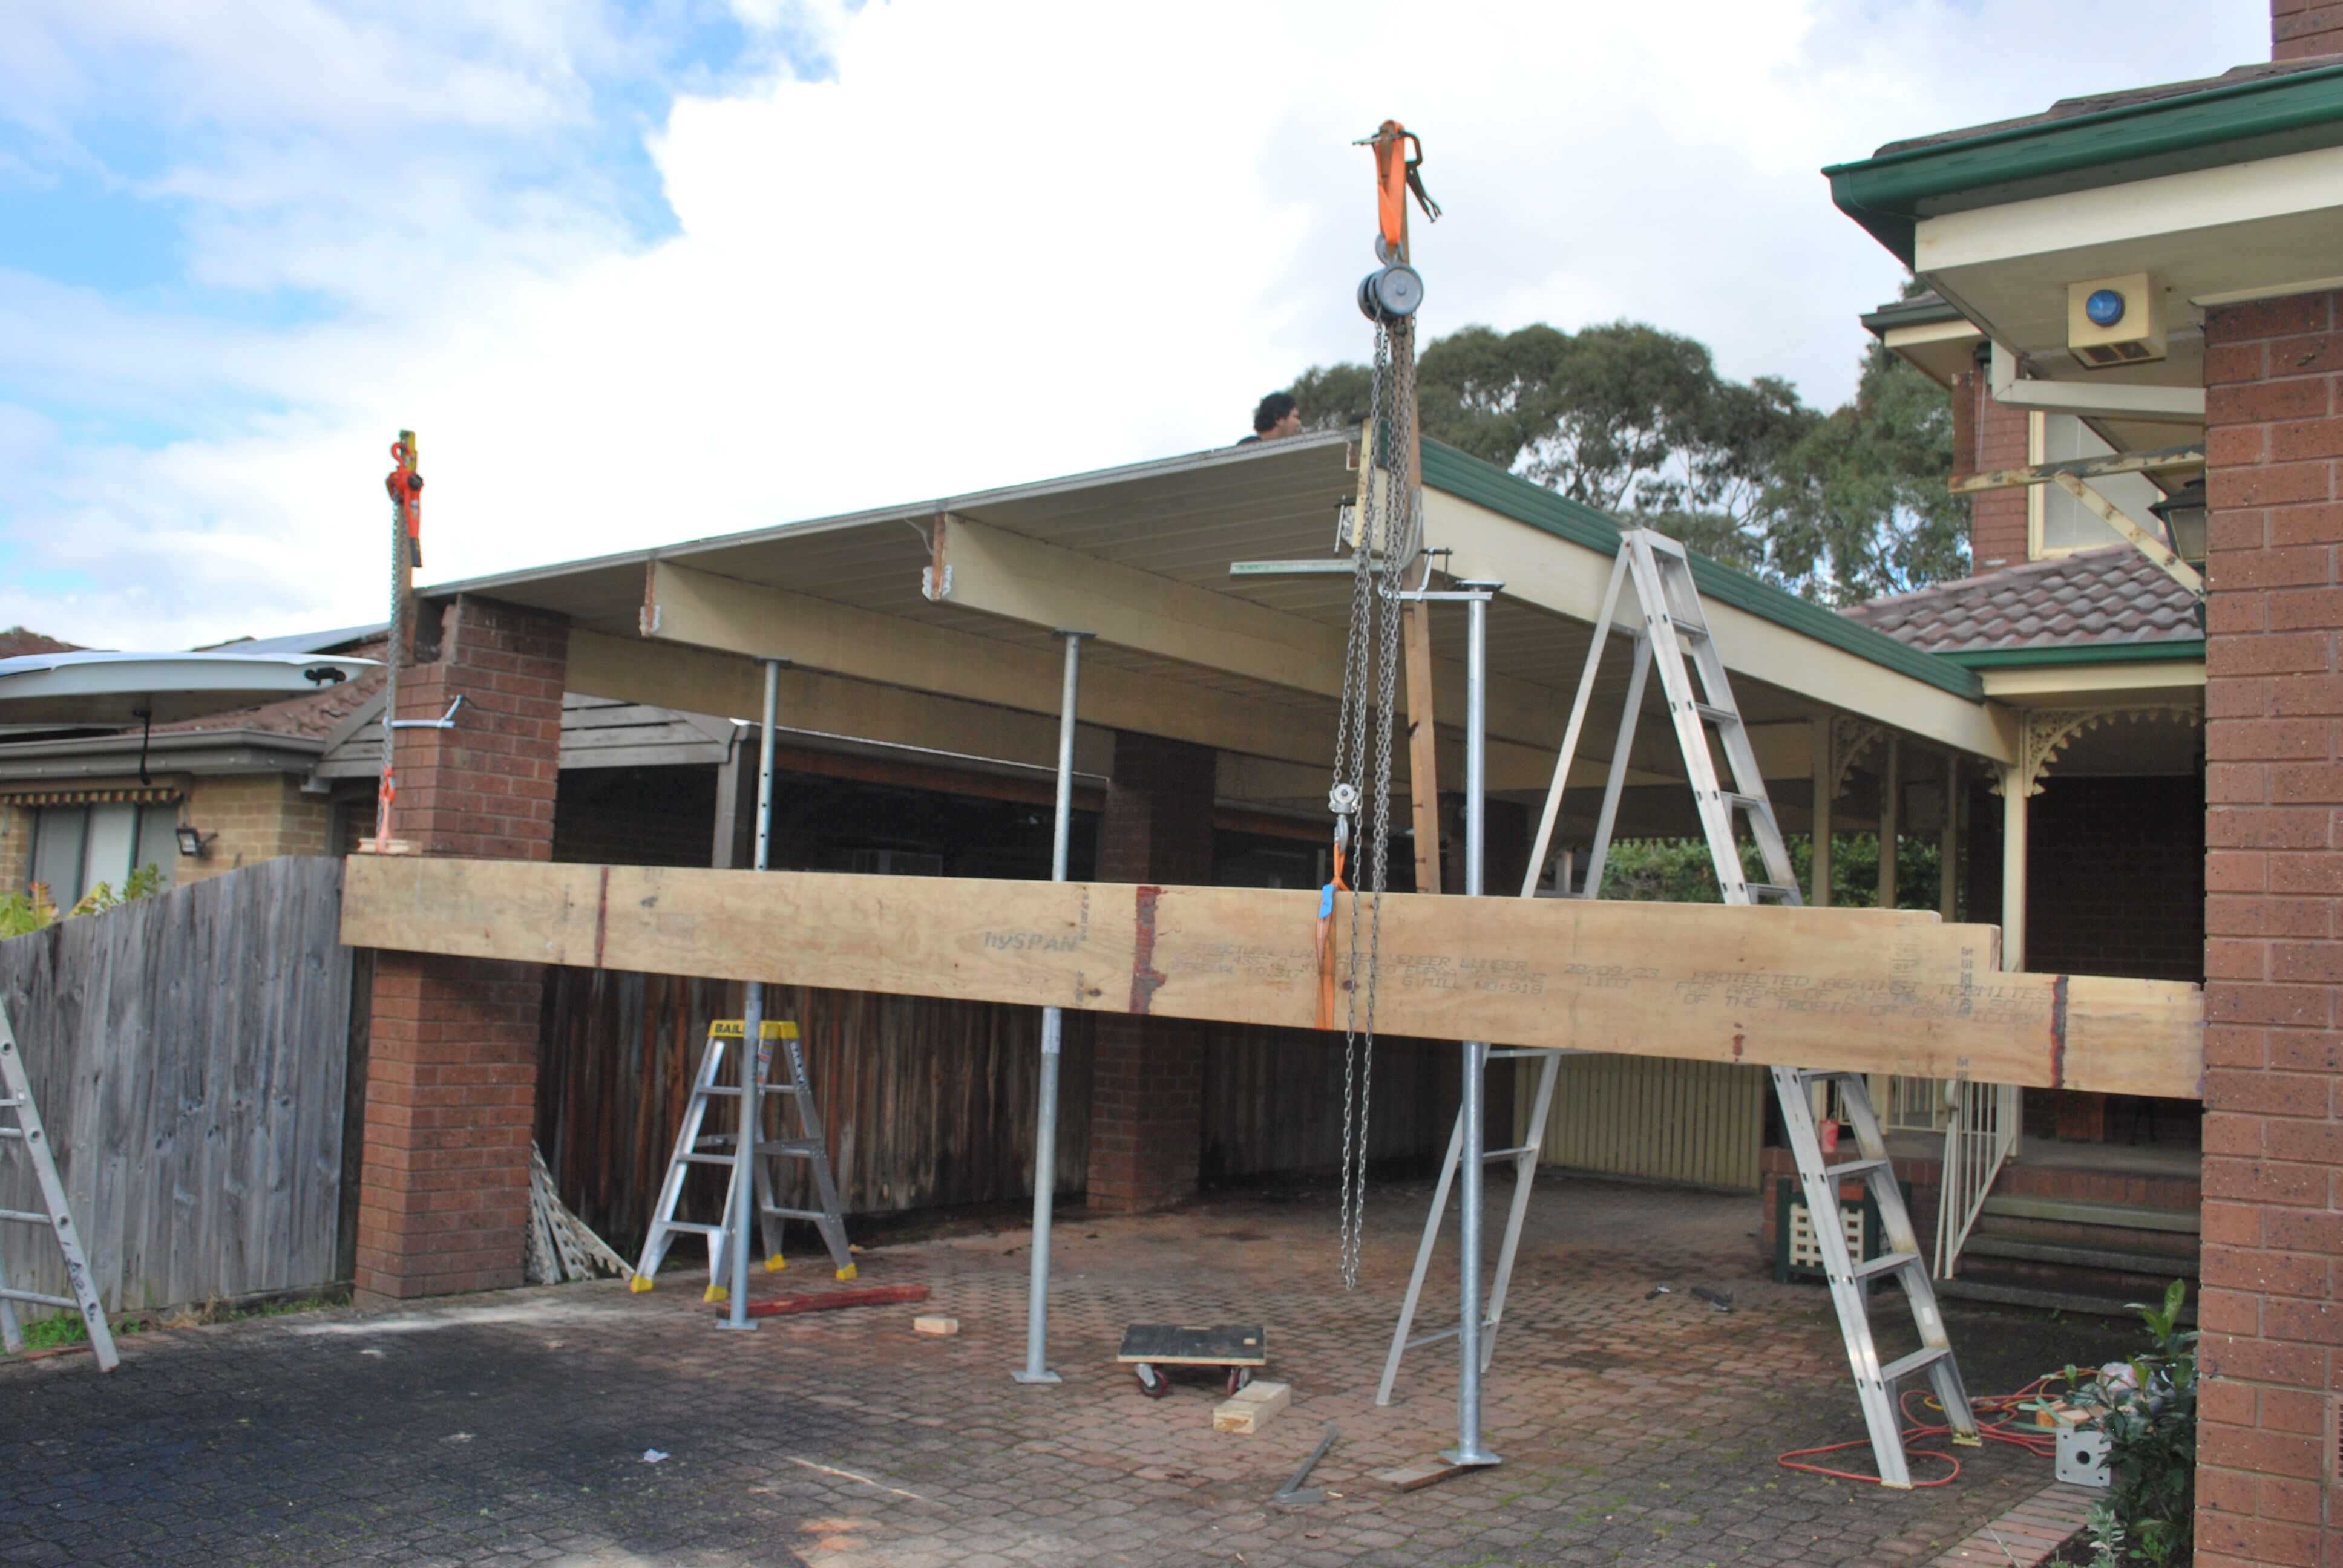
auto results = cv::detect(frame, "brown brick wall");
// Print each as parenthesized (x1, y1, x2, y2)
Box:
(178, 773, 332, 885)
(2198, 287, 2343, 1568)
(0, 803, 29, 896)
(1965, 775, 2206, 983)
(2274, 0, 2343, 60)
(1971, 383, 2030, 572)
(355, 594, 568, 1302)
(1088, 731, 1216, 1214)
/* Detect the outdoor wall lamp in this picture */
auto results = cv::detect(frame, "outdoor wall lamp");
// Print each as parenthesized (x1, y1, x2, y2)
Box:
(2149, 478, 2207, 568)
(174, 825, 214, 858)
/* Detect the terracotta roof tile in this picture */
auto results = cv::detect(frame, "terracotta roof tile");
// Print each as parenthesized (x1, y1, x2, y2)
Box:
(1838, 546, 2200, 653)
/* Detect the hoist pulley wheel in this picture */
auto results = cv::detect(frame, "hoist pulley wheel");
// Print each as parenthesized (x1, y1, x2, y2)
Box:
(1357, 264, 1424, 323)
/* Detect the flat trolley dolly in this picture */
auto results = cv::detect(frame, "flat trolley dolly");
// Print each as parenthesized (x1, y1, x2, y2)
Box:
(1118, 1323, 1267, 1399)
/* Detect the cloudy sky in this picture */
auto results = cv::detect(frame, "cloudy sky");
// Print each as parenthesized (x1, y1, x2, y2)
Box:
(0, 0, 2267, 650)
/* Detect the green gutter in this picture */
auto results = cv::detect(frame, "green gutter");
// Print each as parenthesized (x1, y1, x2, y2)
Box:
(1826, 62, 2343, 266)
(1420, 442, 1987, 702)
(1938, 640, 2205, 670)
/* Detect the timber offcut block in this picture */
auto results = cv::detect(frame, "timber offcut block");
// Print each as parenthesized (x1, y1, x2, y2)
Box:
(912, 1315, 959, 1336)
(1213, 1380, 1291, 1434)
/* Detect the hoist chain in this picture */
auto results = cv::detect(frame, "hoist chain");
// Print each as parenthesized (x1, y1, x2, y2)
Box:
(1335, 315, 1421, 1289)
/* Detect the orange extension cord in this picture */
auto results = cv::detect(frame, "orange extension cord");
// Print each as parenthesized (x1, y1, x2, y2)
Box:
(1777, 1374, 2084, 1488)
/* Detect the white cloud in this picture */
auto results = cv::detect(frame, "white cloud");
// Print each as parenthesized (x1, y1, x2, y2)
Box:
(0, 0, 2270, 649)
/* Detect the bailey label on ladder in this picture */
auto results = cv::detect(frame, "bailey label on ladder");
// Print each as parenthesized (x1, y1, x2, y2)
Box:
(0, 1002, 117, 1372)
(630, 1016, 856, 1301)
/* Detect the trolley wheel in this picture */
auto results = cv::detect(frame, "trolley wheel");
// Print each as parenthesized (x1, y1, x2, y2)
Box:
(1133, 1362, 1171, 1399)
(1226, 1365, 1253, 1396)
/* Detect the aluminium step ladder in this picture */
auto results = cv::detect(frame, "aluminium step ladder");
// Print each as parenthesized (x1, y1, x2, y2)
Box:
(1774, 1064, 1978, 1487)
(1378, 526, 1974, 1486)
(631, 1017, 856, 1299)
(0, 1003, 116, 1371)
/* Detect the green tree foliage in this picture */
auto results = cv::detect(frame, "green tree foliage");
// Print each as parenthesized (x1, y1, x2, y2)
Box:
(1598, 834, 1945, 912)
(1286, 315, 1966, 605)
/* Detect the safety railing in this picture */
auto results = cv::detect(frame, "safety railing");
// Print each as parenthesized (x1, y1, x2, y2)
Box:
(1934, 1079, 2022, 1278)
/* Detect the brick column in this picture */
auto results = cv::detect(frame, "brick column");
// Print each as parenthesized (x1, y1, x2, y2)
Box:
(354, 595, 567, 1302)
(2198, 289, 2343, 1567)
(1087, 732, 1215, 1213)
(1969, 376, 2030, 572)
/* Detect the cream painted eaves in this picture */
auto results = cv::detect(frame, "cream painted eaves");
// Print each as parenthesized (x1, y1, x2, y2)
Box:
(1424, 490, 2015, 763)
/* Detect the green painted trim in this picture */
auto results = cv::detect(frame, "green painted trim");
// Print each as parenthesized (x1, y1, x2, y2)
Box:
(1420, 441, 1986, 702)
(1826, 63, 2343, 265)
(1938, 639, 2205, 670)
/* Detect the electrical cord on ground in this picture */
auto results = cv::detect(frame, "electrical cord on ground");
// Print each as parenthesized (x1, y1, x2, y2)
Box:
(1776, 1374, 2085, 1488)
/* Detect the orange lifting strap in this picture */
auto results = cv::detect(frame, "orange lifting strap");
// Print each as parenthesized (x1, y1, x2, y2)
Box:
(1362, 120, 1441, 258)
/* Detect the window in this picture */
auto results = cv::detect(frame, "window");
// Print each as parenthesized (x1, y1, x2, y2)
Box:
(2028, 412, 2169, 558)
(25, 803, 178, 906)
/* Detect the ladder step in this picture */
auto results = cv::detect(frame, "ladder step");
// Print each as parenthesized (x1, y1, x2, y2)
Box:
(1481, 1144, 1536, 1161)
(677, 1152, 735, 1166)
(754, 1140, 823, 1158)
(696, 1085, 744, 1098)
(0, 1208, 58, 1225)
(759, 1206, 835, 1223)
(1720, 792, 1774, 815)
(1748, 883, 1801, 901)
(1879, 1345, 1951, 1385)
(1797, 1070, 1859, 1085)
(1691, 702, 1740, 727)
(1668, 616, 1709, 639)
(661, 1221, 725, 1238)
(1820, 1157, 1892, 1180)
(0, 1126, 22, 1140)
(0, 1286, 81, 1310)
(1852, 1250, 1922, 1281)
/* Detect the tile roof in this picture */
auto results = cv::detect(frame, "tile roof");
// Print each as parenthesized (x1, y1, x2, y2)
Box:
(1837, 545, 2201, 654)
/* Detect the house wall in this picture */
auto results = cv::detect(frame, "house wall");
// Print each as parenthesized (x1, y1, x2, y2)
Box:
(1966, 774, 2206, 984)
(2196, 286, 2343, 1568)
(178, 773, 332, 885)
(0, 803, 28, 897)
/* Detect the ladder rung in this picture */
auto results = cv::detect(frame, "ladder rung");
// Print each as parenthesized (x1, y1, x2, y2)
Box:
(1481, 1145, 1536, 1161)
(1797, 1070, 1858, 1085)
(0, 1287, 80, 1309)
(0, 1127, 22, 1140)
(1667, 616, 1709, 639)
(1748, 883, 1800, 900)
(1820, 1157, 1891, 1180)
(1691, 702, 1739, 727)
(1720, 792, 1772, 814)
(660, 1221, 724, 1237)
(677, 1152, 735, 1166)
(1852, 1250, 1922, 1281)
(755, 1140, 822, 1158)
(696, 1085, 744, 1098)
(0, 1208, 57, 1225)
(1879, 1345, 1951, 1385)
(758, 1206, 833, 1222)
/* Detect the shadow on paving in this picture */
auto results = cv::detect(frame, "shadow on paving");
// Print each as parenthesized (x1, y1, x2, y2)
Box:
(1, 1175, 2150, 1566)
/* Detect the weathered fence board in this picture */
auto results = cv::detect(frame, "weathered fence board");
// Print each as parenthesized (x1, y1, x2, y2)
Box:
(536, 969, 1461, 1258)
(0, 857, 352, 1316)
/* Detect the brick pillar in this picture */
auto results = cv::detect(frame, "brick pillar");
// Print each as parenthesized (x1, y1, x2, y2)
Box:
(1087, 732, 1215, 1213)
(2274, 0, 2343, 60)
(2198, 289, 2343, 1568)
(1970, 379, 2030, 573)
(354, 595, 567, 1303)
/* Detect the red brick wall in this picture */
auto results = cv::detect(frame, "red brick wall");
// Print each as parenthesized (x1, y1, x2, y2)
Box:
(1088, 731, 1216, 1213)
(2198, 288, 2343, 1567)
(355, 595, 568, 1301)
(2274, 0, 2343, 60)
(1971, 384, 2030, 572)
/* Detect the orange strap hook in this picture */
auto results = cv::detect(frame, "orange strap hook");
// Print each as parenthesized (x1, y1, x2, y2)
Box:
(1358, 120, 1441, 261)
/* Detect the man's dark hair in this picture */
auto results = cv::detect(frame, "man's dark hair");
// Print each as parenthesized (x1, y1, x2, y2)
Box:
(1252, 391, 1299, 434)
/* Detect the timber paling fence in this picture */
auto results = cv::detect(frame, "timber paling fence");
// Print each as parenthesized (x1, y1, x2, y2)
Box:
(0, 856, 354, 1318)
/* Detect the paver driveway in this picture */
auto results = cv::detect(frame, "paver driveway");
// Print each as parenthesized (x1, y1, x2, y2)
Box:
(1, 1175, 2145, 1566)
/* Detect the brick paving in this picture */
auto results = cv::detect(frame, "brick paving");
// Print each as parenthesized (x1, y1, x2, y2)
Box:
(1, 1175, 2146, 1566)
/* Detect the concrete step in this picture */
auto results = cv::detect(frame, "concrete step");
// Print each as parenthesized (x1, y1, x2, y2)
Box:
(1979, 1194, 2198, 1233)
(1961, 1234, 2199, 1278)
(1936, 1276, 2197, 1324)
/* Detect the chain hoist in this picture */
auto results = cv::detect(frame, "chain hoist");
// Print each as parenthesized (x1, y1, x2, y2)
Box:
(1330, 121, 1437, 1289)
